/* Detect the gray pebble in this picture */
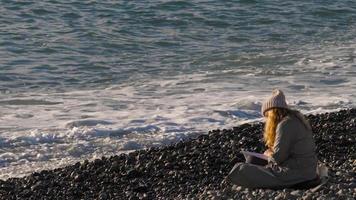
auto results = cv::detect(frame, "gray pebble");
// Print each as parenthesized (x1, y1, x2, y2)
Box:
(336, 190, 343, 196)
(234, 186, 242, 191)
(302, 193, 313, 200)
(274, 193, 284, 200)
(316, 196, 326, 200)
(290, 190, 301, 196)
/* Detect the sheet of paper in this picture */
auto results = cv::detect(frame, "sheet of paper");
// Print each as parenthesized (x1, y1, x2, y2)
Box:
(240, 150, 269, 160)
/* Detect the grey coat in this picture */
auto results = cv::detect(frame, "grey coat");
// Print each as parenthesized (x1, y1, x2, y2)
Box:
(226, 115, 318, 189)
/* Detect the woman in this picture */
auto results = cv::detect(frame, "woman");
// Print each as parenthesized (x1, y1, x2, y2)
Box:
(225, 89, 319, 189)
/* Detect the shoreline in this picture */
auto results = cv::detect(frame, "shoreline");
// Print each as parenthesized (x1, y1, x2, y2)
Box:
(0, 109, 355, 199)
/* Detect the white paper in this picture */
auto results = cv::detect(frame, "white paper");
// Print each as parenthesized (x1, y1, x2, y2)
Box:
(241, 151, 269, 160)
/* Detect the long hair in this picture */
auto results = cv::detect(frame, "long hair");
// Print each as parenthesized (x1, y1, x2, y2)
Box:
(264, 108, 311, 150)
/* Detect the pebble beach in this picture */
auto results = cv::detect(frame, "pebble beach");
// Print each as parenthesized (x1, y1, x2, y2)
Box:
(0, 108, 355, 200)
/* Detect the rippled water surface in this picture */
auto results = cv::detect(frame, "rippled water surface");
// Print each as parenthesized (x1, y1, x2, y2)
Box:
(0, 0, 356, 179)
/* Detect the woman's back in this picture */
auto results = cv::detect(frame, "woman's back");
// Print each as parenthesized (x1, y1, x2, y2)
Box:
(276, 114, 318, 178)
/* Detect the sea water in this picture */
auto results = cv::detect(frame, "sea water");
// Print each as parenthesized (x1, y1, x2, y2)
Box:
(0, 0, 355, 179)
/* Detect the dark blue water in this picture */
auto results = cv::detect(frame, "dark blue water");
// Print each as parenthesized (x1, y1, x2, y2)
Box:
(1, 0, 355, 93)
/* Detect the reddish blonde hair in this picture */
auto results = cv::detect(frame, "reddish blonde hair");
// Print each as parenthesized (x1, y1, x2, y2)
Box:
(264, 108, 288, 150)
(263, 108, 311, 150)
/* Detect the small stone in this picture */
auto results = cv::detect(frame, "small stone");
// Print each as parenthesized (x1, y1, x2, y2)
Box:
(111, 160, 120, 168)
(347, 182, 356, 188)
(30, 181, 43, 191)
(127, 169, 141, 178)
(302, 193, 313, 200)
(74, 174, 84, 182)
(274, 193, 284, 200)
(235, 186, 242, 191)
(233, 193, 241, 199)
(290, 190, 301, 196)
(206, 190, 214, 195)
(99, 192, 108, 200)
(336, 190, 343, 196)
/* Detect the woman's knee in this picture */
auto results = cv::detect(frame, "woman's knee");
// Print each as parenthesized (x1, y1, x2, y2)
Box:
(225, 163, 248, 185)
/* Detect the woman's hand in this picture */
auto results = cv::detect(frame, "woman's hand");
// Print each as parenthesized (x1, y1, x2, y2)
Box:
(263, 149, 273, 157)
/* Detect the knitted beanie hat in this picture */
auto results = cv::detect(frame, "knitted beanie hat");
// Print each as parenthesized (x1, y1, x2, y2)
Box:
(261, 89, 288, 117)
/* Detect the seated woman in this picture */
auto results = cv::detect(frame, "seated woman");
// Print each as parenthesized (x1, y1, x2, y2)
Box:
(225, 89, 319, 189)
